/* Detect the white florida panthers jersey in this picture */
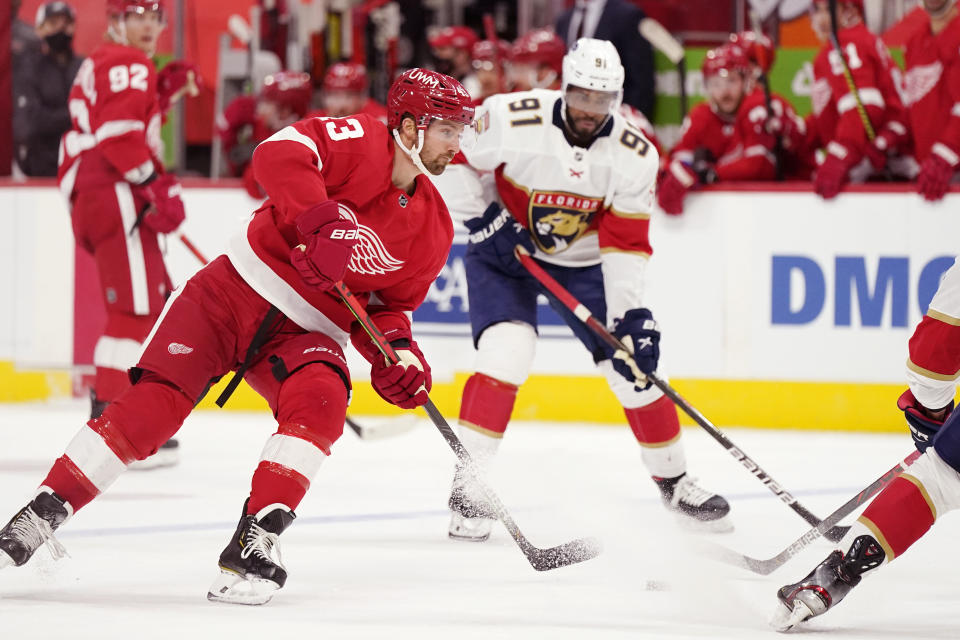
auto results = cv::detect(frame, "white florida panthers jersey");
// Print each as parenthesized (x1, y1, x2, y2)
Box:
(431, 88, 660, 325)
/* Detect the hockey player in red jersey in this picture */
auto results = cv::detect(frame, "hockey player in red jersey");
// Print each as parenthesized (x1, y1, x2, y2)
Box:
(59, 0, 199, 467)
(771, 256, 960, 630)
(309, 62, 388, 122)
(215, 71, 313, 197)
(432, 38, 731, 544)
(0, 68, 475, 605)
(807, 0, 914, 199)
(657, 42, 805, 215)
(903, 0, 960, 201)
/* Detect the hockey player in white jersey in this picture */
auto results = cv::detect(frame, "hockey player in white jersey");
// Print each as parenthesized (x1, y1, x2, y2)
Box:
(434, 38, 732, 542)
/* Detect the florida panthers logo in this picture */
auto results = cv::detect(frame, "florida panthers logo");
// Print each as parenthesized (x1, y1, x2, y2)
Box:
(528, 191, 601, 254)
(337, 204, 404, 275)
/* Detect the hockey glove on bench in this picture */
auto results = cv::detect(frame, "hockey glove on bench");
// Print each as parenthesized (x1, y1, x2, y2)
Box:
(611, 308, 660, 392)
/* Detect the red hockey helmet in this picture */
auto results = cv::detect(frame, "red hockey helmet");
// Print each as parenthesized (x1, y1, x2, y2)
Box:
(729, 31, 776, 74)
(387, 68, 475, 130)
(471, 39, 511, 64)
(107, 0, 165, 19)
(702, 43, 752, 80)
(510, 28, 566, 75)
(260, 71, 313, 117)
(428, 26, 479, 52)
(323, 62, 368, 93)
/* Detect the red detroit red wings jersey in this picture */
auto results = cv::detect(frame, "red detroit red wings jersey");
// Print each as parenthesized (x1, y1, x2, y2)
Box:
(226, 113, 453, 347)
(903, 16, 960, 163)
(809, 24, 909, 154)
(670, 102, 736, 170)
(670, 90, 804, 181)
(58, 43, 163, 199)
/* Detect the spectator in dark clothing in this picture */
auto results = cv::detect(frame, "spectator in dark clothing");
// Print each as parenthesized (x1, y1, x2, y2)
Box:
(12, 0, 41, 63)
(556, 0, 656, 119)
(13, 2, 83, 177)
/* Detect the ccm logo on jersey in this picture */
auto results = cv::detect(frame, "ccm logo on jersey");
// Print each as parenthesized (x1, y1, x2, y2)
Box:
(331, 228, 360, 240)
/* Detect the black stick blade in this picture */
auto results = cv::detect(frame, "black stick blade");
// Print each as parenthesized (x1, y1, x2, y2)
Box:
(528, 537, 603, 572)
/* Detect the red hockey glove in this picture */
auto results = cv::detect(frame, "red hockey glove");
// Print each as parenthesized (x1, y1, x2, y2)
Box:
(917, 145, 959, 202)
(657, 160, 696, 216)
(133, 174, 185, 234)
(814, 142, 856, 200)
(158, 61, 202, 113)
(864, 126, 904, 172)
(370, 339, 432, 409)
(290, 201, 358, 291)
(898, 388, 953, 453)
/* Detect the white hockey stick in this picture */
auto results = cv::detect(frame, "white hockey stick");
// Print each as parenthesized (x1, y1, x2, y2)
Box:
(639, 18, 687, 118)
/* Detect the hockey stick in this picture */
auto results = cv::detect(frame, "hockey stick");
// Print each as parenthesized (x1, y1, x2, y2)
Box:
(178, 233, 209, 265)
(828, 0, 876, 142)
(710, 450, 921, 575)
(344, 414, 419, 440)
(748, 11, 783, 181)
(513, 246, 850, 543)
(333, 279, 601, 571)
(638, 18, 687, 120)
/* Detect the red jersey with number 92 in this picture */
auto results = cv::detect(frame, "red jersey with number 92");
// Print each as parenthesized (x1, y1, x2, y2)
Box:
(225, 113, 454, 345)
(58, 43, 163, 200)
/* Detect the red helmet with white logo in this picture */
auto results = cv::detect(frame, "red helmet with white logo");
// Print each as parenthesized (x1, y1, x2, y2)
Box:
(702, 43, 752, 80)
(387, 68, 475, 130)
(510, 28, 566, 76)
(428, 26, 479, 52)
(260, 71, 313, 117)
(323, 62, 368, 93)
(107, 0, 165, 19)
(729, 31, 776, 74)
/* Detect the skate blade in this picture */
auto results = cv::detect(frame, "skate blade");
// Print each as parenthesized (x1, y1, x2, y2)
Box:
(673, 512, 734, 534)
(0, 549, 14, 570)
(769, 599, 815, 632)
(448, 514, 492, 542)
(128, 448, 179, 471)
(206, 569, 280, 606)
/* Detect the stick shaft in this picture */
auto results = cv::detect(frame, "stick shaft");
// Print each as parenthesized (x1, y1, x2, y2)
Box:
(515, 249, 843, 536)
(333, 279, 595, 570)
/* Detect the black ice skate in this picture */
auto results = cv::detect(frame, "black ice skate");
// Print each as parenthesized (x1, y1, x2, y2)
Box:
(0, 489, 71, 569)
(448, 466, 494, 542)
(771, 534, 885, 632)
(654, 473, 732, 532)
(207, 501, 296, 605)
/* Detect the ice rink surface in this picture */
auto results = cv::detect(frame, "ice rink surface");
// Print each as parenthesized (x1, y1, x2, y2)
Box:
(1, 401, 958, 639)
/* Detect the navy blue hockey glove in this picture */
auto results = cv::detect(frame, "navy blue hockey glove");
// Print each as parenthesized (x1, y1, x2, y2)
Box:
(611, 308, 660, 392)
(898, 388, 953, 453)
(465, 203, 536, 275)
